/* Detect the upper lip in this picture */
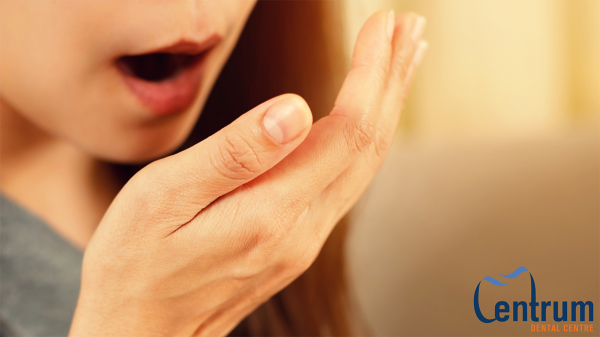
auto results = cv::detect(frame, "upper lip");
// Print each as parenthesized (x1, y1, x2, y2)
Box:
(129, 33, 222, 56)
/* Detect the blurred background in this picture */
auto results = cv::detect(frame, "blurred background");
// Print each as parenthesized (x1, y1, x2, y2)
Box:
(342, 0, 599, 336)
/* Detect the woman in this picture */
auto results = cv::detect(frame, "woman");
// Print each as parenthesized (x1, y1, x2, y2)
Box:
(0, 1, 427, 336)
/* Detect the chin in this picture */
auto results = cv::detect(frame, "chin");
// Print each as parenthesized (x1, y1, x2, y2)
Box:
(95, 145, 176, 165)
(109, 147, 176, 165)
(90, 128, 192, 164)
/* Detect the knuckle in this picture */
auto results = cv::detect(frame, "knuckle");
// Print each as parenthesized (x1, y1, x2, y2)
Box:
(213, 132, 263, 180)
(390, 53, 411, 81)
(137, 160, 183, 200)
(278, 251, 315, 277)
(238, 210, 288, 255)
(344, 116, 377, 153)
(232, 205, 315, 281)
(129, 161, 167, 204)
(331, 110, 394, 160)
(373, 123, 394, 159)
(121, 161, 186, 229)
(274, 193, 307, 221)
(252, 219, 286, 249)
(374, 62, 391, 84)
(261, 205, 296, 244)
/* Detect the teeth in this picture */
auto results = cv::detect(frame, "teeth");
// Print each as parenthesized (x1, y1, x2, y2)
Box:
(116, 53, 199, 82)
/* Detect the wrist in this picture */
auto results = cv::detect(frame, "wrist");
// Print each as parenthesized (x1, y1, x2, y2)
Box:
(69, 291, 191, 337)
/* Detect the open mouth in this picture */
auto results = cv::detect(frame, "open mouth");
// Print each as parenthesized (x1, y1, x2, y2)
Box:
(115, 35, 222, 116)
(116, 51, 209, 116)
(116, 53, 203, 83)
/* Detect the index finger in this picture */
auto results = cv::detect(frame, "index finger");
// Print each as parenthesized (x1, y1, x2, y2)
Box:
(252, 10, 395, 210)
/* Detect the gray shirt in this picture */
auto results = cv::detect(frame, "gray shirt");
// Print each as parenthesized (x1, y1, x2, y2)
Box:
(0, 194, 83, 337)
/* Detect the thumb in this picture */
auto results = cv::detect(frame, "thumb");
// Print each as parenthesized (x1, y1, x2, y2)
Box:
(130, 94, 312, 230)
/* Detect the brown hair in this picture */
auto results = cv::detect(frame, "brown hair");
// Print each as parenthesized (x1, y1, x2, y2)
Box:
(181, 1, 360, 335)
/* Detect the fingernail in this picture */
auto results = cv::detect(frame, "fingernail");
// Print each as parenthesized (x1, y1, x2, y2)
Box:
(386, 10, 395, 41)
(263, 96, 311, 144)
(411, 16, 427, 42)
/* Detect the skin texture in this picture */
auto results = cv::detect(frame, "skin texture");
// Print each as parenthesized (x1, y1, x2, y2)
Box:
(0, 0, 257, 247)
(72, 11, 428, 336)
(0, 0, 256, 163)
(0, 1, 427, 335)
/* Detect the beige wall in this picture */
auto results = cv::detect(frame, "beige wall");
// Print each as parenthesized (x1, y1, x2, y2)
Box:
(349, 128, 599, 336)
(343, 0, 600, 141)
(343, 1, 600, 335)
(564, 0, 600, 120)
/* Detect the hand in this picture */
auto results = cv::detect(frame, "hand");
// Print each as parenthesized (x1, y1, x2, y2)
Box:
(69, 11, 427, 337)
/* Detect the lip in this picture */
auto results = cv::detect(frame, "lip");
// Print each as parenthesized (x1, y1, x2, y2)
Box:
(117, 35, 221, 116)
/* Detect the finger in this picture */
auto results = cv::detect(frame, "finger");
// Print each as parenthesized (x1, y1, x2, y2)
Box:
(403, 40, 429, 93)
(331, 9, 395, 120)
(130, 94, 312, 233)
(251, 10, 395, 213)
(312, 18, 429, 231)
(381, 13, 427, 131)
(388, 14, 426, 87)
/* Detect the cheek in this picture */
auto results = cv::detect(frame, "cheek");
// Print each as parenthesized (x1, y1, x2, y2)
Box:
(0, 0, 258, 164)
(216, 0, 257, 29)
(0, 1, 199, 163)
(0, 6, 90, 148)
(0, 0, 122, 124)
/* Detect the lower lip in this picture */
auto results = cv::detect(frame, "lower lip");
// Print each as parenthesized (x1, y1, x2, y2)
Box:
(118, 55, 207, 116)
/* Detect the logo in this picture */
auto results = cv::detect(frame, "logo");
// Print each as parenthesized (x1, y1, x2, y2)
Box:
(474, 267, 594, 333)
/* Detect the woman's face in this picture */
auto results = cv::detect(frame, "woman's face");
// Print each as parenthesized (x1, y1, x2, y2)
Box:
(0, 0, 256, 163)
